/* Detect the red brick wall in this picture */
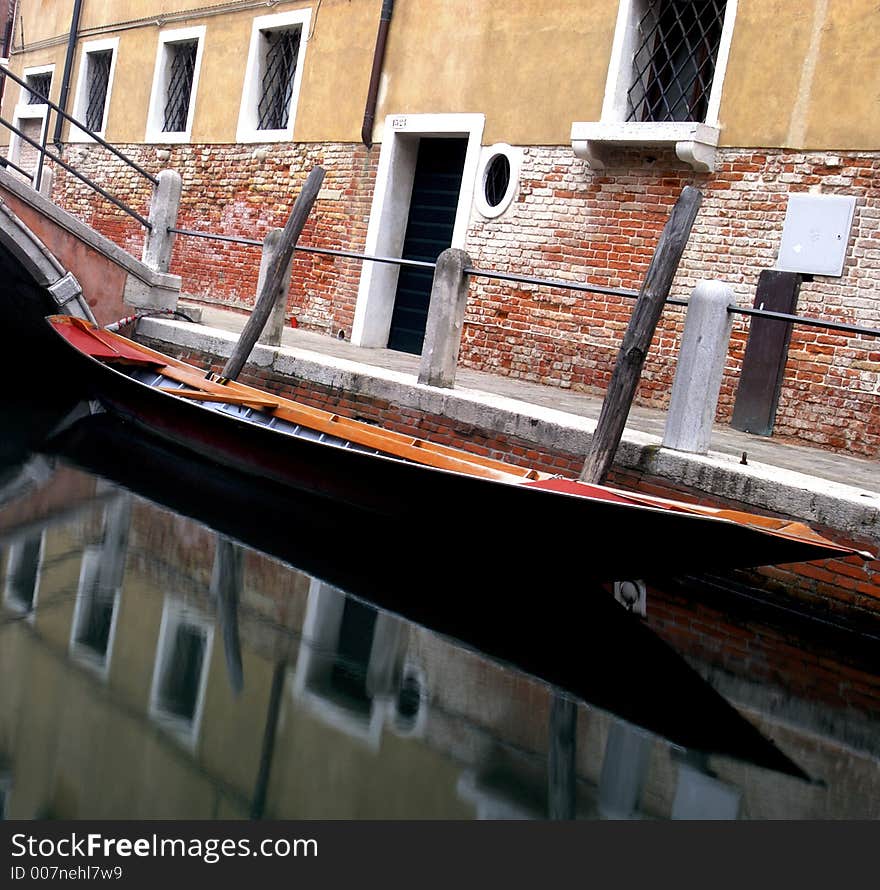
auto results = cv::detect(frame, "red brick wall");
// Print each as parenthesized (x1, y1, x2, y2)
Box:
(47, 142, 880, 458)
(645, 580, 880, 725)
(52, 141, 378, 338)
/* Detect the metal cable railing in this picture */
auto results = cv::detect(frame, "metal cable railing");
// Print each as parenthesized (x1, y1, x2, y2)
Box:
(0, 113, 152, 228)
(168, 225, 880, 339)
(0, 63, 158, 186)
(0, 62, 157, 229)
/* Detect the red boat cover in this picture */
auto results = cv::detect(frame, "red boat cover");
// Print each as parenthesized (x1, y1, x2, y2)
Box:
(50, 318, 165, 367)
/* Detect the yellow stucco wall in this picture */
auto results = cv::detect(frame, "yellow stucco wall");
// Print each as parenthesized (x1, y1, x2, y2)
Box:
(3, 1, 879, 149)
(718, 0, 880, 149)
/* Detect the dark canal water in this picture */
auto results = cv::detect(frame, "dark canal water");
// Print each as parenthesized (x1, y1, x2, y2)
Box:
(1, 383, 879, 820)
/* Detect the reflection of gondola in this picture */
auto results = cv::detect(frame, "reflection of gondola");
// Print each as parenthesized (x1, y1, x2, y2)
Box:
(47, 315, 872, 581)
(47, 412, 813, 781)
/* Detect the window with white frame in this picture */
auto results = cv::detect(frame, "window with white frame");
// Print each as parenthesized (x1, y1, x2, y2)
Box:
(626, 0, 728, 124)
(69, 545, 123, 675)
(570, 0, 737, 172)
(2, 532, 43, 617)
(25, 71, 51, 105)
(292, 579, 404, 748)
(237, 9, 310, 143)
(70, 38, 118, 140)
(145, 27, 205, 143)
(149, 598, 213, 747)
(7, 64, 54, 178)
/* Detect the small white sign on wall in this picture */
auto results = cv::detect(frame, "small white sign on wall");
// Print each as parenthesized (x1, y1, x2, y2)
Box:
(775, 193, 856, 277)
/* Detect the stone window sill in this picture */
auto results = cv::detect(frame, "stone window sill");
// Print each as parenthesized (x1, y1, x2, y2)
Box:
(570, 121, 720, 172)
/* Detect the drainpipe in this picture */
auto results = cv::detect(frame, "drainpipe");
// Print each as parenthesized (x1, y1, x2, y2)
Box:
(53, 0, 83, 150)
(361, 0, 394, 149)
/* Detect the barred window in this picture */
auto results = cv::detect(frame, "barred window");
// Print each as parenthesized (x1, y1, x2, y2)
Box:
(627, 0, 727, 123)
(85, 50, 112, 131)
(146, 27, 204, 143)
(237, 10, 310, 142)
(163, 40, 198, 133)
(25, 72, 51, 105)
(257, 27, 302, 131)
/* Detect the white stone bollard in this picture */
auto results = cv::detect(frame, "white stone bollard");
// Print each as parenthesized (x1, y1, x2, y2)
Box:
(142, 168, 182, 274)
(662, 279, 735, 454)
(418, 248, 471, 388)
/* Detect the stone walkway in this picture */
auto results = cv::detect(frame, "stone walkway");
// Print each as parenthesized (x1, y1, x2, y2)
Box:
(188, 304, 879, 495)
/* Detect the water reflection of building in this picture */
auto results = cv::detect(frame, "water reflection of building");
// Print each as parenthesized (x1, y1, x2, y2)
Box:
(1, 462, 879, 820)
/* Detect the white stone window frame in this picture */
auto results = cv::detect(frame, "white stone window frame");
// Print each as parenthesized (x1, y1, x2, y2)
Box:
(149, 596, 214, 749)
(291, 578, 404, 750)
(145, 26, 206, 145)
(68, 545, 122, 679)
(352, 112, 486, 348)
(237, 8, 311, 143)
(2, 530, 45, 622)
(69, 37, 119, 142)
(474, 142, 522, 219)
(571, 0, 738, 172)
(8, 64, 54, 177)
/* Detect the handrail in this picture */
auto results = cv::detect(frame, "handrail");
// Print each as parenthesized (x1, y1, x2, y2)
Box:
(0, 63, 158, 187)
(0, 154, 35, 180)
(167, 225, 880, 338)
(0, 113, 152, 229)
(728, 305, 880, 338)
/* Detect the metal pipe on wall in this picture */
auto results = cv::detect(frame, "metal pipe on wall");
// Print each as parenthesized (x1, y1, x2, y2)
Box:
(361, 0, 394, 149)
(52, 0, 83, 149)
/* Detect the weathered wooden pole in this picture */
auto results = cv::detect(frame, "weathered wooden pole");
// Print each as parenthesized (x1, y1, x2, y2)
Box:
(257, 227, 292, 348)
(580, 185, 703, 484)
(222, 165, 325, 380)
(549, 186, 702, 820)
(548, 695, 578, 819)
(211, 535, 244, 695)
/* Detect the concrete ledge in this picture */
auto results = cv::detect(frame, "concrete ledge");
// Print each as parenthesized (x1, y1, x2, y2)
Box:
(0, 167, 180, 298)
(137, 317, 880, 544)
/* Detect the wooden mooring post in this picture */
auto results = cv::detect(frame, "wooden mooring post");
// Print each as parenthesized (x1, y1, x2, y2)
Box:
(548, 185, 702, 820)
(581, 185, 703, 483)
(222, 165, 325, 381)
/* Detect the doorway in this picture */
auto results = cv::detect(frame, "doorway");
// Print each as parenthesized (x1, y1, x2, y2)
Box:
(387, 137, 468, 354)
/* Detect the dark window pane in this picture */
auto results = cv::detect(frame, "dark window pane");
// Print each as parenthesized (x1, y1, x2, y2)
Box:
(26, 73, 51, 105)
(257, 27, 301, 130)
(85, 51, 112, 132)
(8, 536, 40, 609)
(75, 587, 115, 656)
(627, 0, 727, 123)
(163, 41, 197, 133)
(159, 623, 206, 719)
(484, 154, 511, 208)
(329, 597, 378, 707)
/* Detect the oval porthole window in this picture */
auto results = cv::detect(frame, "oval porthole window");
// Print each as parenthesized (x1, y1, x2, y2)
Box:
(475, 143, 521, 219)
(484, 154, 511, 209)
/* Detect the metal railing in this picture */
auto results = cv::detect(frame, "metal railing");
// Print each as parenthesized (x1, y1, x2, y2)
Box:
(0, 62, 157, 229)
(168, 225, 880, 340)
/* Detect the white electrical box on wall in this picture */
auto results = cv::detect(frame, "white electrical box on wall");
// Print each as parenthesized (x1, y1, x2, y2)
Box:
(775, 193, 856, 277)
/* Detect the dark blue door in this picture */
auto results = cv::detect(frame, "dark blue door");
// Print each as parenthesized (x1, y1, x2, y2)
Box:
(387, 137, 468, 354)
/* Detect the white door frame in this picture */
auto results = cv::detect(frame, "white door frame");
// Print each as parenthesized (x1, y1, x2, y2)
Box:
(351, 112, 485, 348)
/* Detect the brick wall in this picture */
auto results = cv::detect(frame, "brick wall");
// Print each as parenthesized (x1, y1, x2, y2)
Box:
(52, 141, 378, 338)
(47, 141, 880, 458)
